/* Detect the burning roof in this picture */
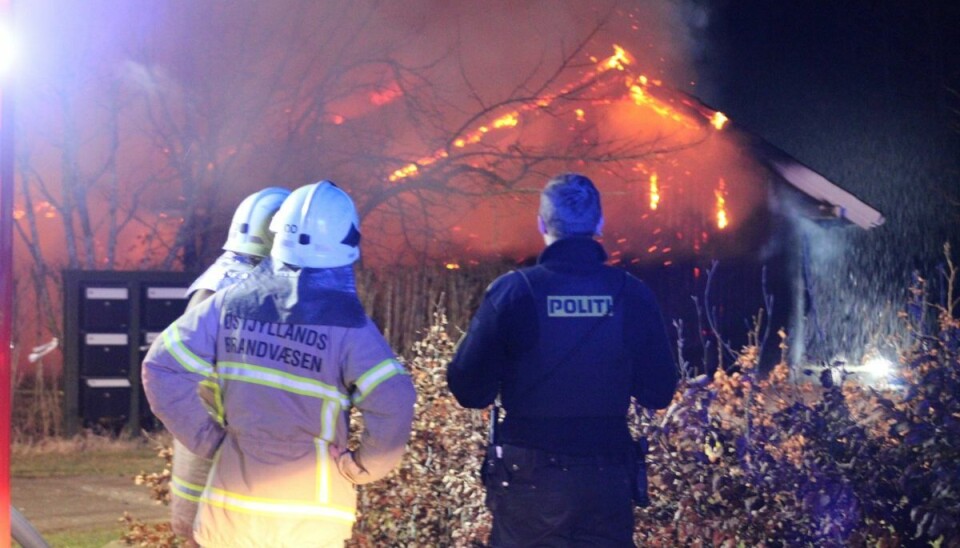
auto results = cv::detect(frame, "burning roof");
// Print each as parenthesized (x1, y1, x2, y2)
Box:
(372, 45, 883, 265)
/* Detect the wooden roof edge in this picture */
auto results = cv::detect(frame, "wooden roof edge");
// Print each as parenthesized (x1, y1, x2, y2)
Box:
(744, 135, 885, 230)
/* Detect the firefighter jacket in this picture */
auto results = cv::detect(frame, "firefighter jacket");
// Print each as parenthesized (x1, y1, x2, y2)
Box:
(143, 260, 416, 547)
(170, 250, 262, 538)
(447, 237, 678, 456)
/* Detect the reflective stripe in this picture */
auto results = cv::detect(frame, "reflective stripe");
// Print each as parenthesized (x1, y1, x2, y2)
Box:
(202, 487, 355, 522)
(353, 359, 405, 403)
(199, 378, 225, 426)
(162, 327, 214, 377)
(320, 399, 340, 441)
(217, 362, 349, 405)
(315, 439, 330, 504)
(171, 475, 205, 503)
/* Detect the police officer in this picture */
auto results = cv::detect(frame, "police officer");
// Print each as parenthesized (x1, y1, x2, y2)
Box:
(170, 186, 289, 545)
(447, 172, 678, 547)
(144, 181, 416, 547)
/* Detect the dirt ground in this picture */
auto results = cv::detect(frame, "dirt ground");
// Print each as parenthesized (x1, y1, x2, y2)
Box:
(11, 474, 168, 536)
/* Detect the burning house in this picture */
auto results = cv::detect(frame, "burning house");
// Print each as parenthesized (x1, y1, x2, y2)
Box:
(373, 45, 884, 371)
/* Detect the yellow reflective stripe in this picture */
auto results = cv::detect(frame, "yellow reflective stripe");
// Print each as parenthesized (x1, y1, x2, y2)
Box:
(320, 399, 340, 441)
(353, 359, 405, 403)
(315, 439, 330, 504)
(217, 362, 349, 405)
(171, 475, 205, 503)
(202, 487, 355, 522)
(162, 327, 213, 377)
(199, 378, 225, 426)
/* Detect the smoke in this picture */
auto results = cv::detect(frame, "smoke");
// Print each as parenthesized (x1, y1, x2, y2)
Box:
(122, 61, 165, 97)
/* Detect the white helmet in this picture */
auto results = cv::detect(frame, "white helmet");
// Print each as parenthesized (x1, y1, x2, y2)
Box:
(223, 187, 291, 257)
(269, 180, 361, 268)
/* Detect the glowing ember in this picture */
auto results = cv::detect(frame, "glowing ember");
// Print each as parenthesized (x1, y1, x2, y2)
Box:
(710, 111, 729, 130)
(715, 178, 729, 229)
(575, 108, 585, 122)
(445, 262, 461, 270)
(389, 163, 419, 182)
(649, 173, 660, 210)
(369, 82, 402, 106)
(492, 113, 519, 129)
(604, 44, 631, 71)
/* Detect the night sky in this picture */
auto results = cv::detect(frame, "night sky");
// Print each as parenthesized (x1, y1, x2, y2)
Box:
(691, 0, 960, 360)
(698, 0, 959, 264)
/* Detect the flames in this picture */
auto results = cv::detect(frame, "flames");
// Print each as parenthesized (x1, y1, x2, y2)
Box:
(710, 111, 729, 130)
(649, 173, 660, 211)
(715, 178, 729, 230)
(388, 44, 656, 183)
(384, 43, 739, 265)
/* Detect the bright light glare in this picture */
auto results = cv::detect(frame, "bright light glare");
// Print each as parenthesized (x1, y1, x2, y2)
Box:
(862, 356, 894, 378)
(0, 22, 18, 77)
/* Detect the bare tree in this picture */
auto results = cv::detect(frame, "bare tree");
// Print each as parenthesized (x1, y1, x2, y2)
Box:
(13, 1, 715, 392)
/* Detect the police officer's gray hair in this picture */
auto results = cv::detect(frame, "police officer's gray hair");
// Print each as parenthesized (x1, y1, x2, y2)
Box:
(539, 173, 602, 238)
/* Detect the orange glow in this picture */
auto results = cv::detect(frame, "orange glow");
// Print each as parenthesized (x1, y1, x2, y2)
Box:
(649, 173, 660, 210)
(715, 178, 729, 229)
(379, 36, 749, 274)
(369, 82, 403, 106)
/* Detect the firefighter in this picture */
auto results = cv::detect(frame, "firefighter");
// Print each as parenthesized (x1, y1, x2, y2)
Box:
(183, 187, 292, 308)
(447, 173, 678, 547)
(143, 181, 416, 547)
(170, 186, 290, 545)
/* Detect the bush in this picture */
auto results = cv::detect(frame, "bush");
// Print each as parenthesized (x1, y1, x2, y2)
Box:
(349, 309, 491, 547)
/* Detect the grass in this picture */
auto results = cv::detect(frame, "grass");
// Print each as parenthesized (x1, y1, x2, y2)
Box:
(14, 526, 127, 548)
(11, 432, 171, 547)
(11, 432, 169, 478)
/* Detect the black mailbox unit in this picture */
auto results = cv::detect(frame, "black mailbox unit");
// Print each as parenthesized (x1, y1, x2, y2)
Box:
(63, 270, 196, 435)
